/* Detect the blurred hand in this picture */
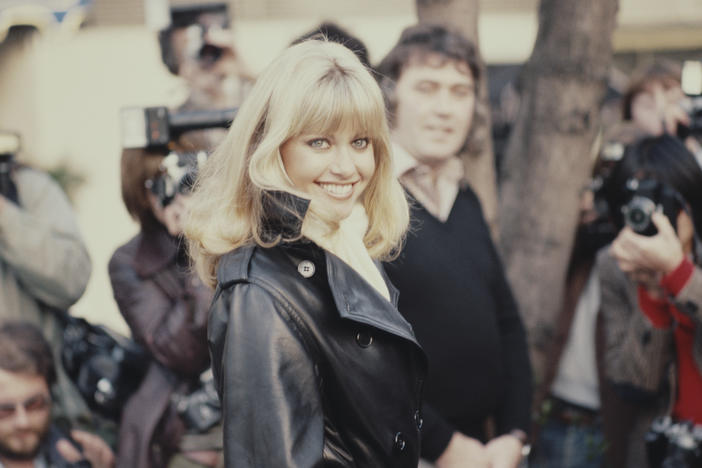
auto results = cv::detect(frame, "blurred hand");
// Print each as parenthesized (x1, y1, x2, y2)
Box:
(485, 434, 523, 468)
(610, 211, 684, 276)
(56, 430, 115, 468)
(149, 192, 188, 237)
(435, 432, 489, 468)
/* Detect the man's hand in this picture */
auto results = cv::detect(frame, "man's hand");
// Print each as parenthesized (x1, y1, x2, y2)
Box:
(56, 430, 115, 468)
(435, 432, 489, 468)
(610, 212, 684, 275)
(485, 434, 523, 468)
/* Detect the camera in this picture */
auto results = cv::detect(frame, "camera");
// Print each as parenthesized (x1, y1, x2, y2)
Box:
(61, 316, 150, 420)
(678, 60, 702, 139)
(621, 178, 683, 236)
(172, 369, 221, 433)
(120, 106, 236, 152)
(146, 151, 206, 207)
(183, 23, 224, 69)
(0, 131, 19, 200)
(645, 417, 702, 468)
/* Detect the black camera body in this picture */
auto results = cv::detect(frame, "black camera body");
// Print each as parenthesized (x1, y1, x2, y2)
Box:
(120, 106, 236, 152)
(62, 316, 150, 420)
(0, 131, 19, 201)
(146, 151, 206, 207)
(621, 178, 682, 236)
(646, 417, 702, 468)
(172, 369, 221, 433)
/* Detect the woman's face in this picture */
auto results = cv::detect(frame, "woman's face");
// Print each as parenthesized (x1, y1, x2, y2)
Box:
(280, 125, 376, 221)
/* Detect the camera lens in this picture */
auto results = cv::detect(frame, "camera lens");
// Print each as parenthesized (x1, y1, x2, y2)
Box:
(629, 209, 646, 225)
(622, 196, 656, 234)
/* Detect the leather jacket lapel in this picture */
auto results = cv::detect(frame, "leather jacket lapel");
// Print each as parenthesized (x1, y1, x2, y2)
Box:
(324, 250, 418, 346)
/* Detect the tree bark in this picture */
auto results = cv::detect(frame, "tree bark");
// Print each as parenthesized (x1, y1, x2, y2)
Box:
(498, 0, 619, 382)
(416, 0, 499, 234)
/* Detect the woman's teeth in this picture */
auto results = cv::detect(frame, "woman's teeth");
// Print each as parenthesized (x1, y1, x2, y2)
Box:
(319, 183, 353, 196)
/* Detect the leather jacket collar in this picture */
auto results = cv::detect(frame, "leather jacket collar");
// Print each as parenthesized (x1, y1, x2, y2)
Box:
(260, 190, 311, 241)
(217, 189, 418, 346)
(217, 244, 418, 346)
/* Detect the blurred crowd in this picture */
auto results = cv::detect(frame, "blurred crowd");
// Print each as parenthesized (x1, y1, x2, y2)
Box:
(1, 2, 701, 468)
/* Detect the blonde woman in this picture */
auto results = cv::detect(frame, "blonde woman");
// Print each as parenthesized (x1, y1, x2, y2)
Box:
(185, 40, 426, 467)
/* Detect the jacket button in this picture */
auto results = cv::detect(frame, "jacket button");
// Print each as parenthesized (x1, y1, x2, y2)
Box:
(414, 410, 423, 430)
(355, 331, 373, 348)
(297, 260, 315, 278)
(393, 432, 406, 452)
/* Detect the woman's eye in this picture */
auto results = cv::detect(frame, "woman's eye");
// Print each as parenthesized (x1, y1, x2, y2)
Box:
(307, 138, 330, 149)
(352, 138, 369, 149)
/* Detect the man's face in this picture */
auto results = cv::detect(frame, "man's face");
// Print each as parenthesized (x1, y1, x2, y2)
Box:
(0, 369, 51, 462)
(391, 55, 476, 165)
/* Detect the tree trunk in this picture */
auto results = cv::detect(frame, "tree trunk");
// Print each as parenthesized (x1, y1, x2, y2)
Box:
(416, 0, 499, 234)
(498, 0, 619, 382)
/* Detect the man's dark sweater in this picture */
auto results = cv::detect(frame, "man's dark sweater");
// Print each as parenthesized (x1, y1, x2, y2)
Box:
(385, 186, 532, 461)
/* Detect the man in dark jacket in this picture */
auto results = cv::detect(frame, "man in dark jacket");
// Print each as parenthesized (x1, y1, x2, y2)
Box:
(378, 24, 533, 468)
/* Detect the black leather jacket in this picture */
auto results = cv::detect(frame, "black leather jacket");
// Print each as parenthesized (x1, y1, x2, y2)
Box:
(208, 194, 427, 467)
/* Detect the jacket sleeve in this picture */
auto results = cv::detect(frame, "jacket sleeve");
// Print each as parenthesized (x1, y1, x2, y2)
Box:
(669, 264, 702, 324)
(492, 246, 533, 437)
(0, 170, 91, 310)
(209, 282, 325, 468)
(108, 249, 210, 376)
(417, 404, 455, 462)
(597, 248, 673, 395)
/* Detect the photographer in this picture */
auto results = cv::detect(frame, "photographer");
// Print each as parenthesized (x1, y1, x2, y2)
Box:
(0, 133, 92, 428)
(109, 147, 219, 468)
(622, 61, 702, 158)
(598, 135, 702, 468)
(0, 321, 115, 468)
(158, 3, 252, 151)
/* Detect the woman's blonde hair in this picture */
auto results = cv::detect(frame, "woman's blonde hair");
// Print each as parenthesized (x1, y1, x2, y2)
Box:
(185, 40, 409, 287)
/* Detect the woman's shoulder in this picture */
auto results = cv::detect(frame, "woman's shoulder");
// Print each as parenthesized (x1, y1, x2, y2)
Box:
(109, 234, 142, 271)
(218, 242, 320, 283)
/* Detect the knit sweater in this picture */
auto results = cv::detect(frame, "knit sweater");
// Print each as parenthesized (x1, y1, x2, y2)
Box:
(385, 186, 532, 461)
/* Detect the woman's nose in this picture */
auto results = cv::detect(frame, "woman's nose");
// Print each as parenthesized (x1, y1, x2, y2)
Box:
(328, 148, 355, 177)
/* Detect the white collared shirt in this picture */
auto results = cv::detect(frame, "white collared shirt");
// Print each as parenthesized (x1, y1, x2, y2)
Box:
(392, 143, 464, 222)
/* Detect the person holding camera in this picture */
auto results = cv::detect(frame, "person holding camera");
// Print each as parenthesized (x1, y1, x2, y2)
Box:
(0, 321, 115, 468)
(0, 133, 92, 430)
(598, 134, 702, 468)
(158, 3, 252, 151)
(185, 39, 426, 467)
(109, 148, 219, 468)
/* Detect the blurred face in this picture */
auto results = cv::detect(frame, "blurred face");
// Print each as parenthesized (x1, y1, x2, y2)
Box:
(0, 370, 51, 462)
(280, 125, 376, 221)
(149, 192, 188, 236)
(630, 81, 684, 136)
(171, 24, 246, 109)
(392, 55, 475, 165)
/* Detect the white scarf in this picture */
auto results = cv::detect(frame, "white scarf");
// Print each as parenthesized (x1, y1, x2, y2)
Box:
(302, 203, 390, 301)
